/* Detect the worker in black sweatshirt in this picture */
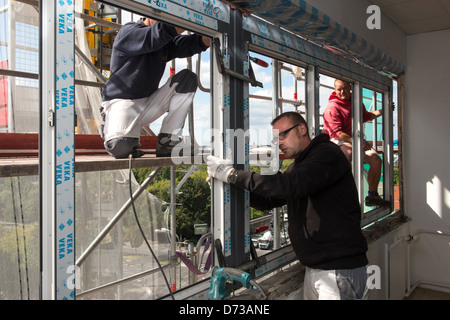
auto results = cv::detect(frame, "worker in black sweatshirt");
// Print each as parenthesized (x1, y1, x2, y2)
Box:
(207, 111, 369, 300)
(100, 17, 209, 158)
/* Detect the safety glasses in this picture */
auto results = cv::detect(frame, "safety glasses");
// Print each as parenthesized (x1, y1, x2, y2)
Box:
(273, 123, 300, 142)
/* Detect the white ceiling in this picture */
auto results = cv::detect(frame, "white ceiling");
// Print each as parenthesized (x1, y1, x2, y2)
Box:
(370, 0, 450, 35)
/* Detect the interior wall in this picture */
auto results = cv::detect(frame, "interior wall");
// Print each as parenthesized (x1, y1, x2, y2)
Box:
(366, 223, 410, 300)
(404, 28, 450, 291)
(303, 0, 450, 297)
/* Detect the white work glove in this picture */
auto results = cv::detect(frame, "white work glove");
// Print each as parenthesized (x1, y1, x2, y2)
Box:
(206, 155, 234, 183)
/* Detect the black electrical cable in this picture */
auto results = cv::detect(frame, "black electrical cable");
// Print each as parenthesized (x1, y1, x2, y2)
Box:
(128, 155, 175, 300)
(10, 177, 23, 300)
(16, 177, 30, 299)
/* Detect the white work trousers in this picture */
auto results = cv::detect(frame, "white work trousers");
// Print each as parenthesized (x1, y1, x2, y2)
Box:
(303, 266, 369, 300)
(101, 69, 197, 142)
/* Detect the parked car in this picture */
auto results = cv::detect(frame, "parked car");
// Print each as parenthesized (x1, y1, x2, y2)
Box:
(251, 237, 259, 248)
(258, 230, 273, 250)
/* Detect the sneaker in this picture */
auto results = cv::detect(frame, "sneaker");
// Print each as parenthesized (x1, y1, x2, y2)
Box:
(365, 194, 390, 207)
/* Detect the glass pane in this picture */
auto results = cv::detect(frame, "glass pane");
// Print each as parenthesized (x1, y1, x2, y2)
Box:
(248, 54, 305, 254)
(0, 0, 40, 300)
(74, 2, 213, 298)
(0, 175, 40, 299)
(362, 88, 385, 213)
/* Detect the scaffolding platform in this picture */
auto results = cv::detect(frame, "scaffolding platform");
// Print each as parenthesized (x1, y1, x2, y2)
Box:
(0, 154, 211, 177)
(0, 133, 281, 177)
(0, 133, 210, 177)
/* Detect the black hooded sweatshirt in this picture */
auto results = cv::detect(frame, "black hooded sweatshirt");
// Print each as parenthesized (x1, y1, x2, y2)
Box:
(235, 133, 368, 270)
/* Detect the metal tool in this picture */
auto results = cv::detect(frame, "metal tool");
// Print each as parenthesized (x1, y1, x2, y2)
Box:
(208, 267, 267, 300)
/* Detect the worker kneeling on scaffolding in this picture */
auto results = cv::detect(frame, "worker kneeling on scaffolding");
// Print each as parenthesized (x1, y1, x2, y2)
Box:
(100, 17, 210, 159)
(207, 112, 370, 300)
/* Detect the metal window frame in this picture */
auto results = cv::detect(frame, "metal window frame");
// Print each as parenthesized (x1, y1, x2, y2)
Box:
(40, 0, 76, 300)
(38, 0, 398, 299)
(352, 81, 365, 210)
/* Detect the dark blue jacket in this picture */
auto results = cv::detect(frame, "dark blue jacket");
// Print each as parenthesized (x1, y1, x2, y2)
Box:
(102, 20, 208, 101)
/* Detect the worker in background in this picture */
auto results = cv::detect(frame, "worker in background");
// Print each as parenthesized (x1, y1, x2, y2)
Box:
(207, 111, 369, 300)
(323, 79, 390, 207)
(100, 17, 210, 158)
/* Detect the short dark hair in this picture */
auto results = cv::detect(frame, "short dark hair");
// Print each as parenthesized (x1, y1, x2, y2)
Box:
(271, 111, 308, 131)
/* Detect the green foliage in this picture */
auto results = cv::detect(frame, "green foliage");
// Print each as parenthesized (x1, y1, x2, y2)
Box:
(147, 178, 171, 203)
(135, 166, 211, 242)
(176, 169, 211, 241)
(393, 167, 399, 185)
